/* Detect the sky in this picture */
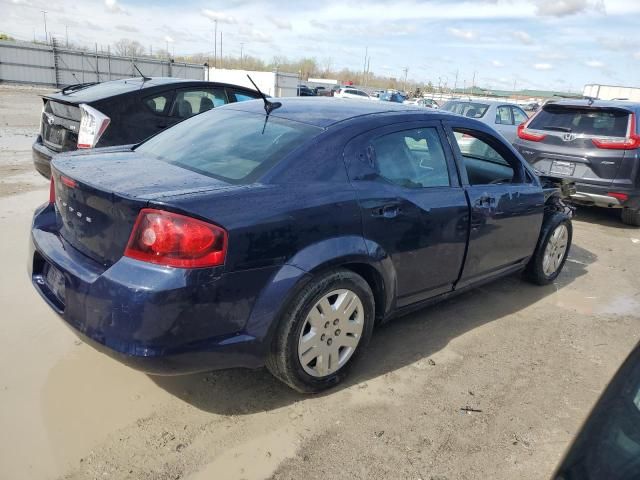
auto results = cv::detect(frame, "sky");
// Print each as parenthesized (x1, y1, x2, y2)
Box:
(1, 0, 639, 93)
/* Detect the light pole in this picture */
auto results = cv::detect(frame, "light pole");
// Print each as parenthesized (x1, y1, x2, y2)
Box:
(65, 25, 69, 47)
(213, 20, 218, 68)
(41, 10, 48, 44)
(240, 42, 244, 67)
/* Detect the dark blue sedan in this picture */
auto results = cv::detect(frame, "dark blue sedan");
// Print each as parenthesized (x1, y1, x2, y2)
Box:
(29, 97, 573, 392)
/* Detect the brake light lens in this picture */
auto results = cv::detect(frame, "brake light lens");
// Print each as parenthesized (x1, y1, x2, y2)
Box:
(124, 209, 227, 268)
(592, 114, 640, 150)
(608, 192, 629, 202)
(77, 103, 110, 149)
(517, 122, 546, 142)
(49, 177, 55, 204)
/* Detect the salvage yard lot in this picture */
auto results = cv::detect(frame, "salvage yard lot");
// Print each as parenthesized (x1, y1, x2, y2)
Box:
(1, 84, 639, 480)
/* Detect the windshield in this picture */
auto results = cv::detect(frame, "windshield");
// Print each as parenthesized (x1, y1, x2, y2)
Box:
(442, 101, 490, 118)
(136, 108, 322, 183)
(528, 106, 630, 136)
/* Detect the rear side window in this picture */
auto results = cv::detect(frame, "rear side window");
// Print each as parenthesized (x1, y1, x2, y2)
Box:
(495, 106, 513, 125)
(172, 89, 227, 119)
(144, 94, 171, 115)
(442, 102, 489, 119)
(136, 109, 321, 183)
(370, 128, 450, 188)
(512, 107, 528, 125)
(529, 107, 630, 137)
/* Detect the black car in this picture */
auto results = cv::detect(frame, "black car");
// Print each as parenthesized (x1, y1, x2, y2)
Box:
(297, 85, 316, 96)
(32, 77, 262, 178)
(554, 342, 640, 480)
(514, 100, 640, 226)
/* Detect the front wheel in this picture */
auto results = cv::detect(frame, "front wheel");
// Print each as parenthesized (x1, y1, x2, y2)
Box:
(266, 269, 375, 393)
(524, 213, 573, 286)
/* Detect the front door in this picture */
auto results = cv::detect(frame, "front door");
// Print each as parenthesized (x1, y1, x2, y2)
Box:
(445, 123, 545, 286)
(346, 121, 469, 307)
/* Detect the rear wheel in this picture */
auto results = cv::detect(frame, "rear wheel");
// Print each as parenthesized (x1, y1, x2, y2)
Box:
(524, 213, 573, 286)
(621, 208, 640, 227)
(266, 269, 375, 393)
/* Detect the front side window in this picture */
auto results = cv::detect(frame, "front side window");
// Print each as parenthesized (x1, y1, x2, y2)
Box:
(452, 129, 515, 185)
(369, 128, 450, 188)
(229, 90, 260, 102)
(442, 102, 490, 119)
(137, 109, 321, 183)
(496, 106, 514, 125)
(171, 89, 227, 119)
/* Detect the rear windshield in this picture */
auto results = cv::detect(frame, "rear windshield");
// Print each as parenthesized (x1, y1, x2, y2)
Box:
(136, 108, 322, 183)
(46, 100, 81, 121)
(441, 102, 489, 119)
(528, 106, 630, 137)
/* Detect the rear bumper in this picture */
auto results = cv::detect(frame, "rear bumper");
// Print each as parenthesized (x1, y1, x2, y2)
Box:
(570, 183, 640, 210)
(32, 136, 57, 179)
(29, 203, 306, 374)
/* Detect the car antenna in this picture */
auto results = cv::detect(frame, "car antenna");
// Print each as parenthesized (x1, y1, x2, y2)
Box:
(133, 63, 151, 82)
(246, 74, 281, 115)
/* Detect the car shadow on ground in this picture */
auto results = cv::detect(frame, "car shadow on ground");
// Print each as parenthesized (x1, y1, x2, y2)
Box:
(572, 205, 636, 230)
(150, 243, 596, 415)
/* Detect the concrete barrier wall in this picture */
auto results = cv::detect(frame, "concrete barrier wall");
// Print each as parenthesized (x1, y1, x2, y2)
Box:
(0, 39, 205, 87)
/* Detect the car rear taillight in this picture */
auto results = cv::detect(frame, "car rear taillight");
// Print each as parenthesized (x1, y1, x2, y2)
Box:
(77, 103, 110, 149)
(49, 177, 55, 204)
(608, 192, 629, 202)
(592, 114, 640, 150)
(517, 122, 546, 142)
(124, 209, 227, 268)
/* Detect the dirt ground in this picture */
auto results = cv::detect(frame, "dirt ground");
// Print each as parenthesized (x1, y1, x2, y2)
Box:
(1, 83, 639, 480)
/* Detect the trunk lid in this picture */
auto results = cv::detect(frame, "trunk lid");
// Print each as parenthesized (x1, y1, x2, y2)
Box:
(516, 104, 632, 187)
(41, 98, 81, 153)
(51, 149, 236, 266)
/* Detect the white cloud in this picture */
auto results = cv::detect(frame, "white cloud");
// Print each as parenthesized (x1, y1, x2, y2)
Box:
(584, 59, 605, 68)
(511, 30, 533, 44)
(491, 60, 504, 67)
(104, 0, 124, 14)
(115, 25, 138, 33)
(635, 52, 640, 60)
(201, 9, 237, 25)
(268, 16, 292, 30)
(447, 27, 475, 40)
(534, 0, 606, 17)
(534, 63, 554, 70)
(164, 36, 174, 44)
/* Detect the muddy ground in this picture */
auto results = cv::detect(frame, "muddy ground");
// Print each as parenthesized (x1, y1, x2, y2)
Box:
(0, 84, 639, 480)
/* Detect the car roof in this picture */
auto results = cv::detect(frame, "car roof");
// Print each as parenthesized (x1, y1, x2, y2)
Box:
(223, 97, 446, 128)
(543, 99, 640, 112)
(443, 99, 522, 107)
(44, 77, 248, 104)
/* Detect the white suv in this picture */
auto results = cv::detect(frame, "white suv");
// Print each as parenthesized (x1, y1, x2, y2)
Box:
(334, 88, 371, 100)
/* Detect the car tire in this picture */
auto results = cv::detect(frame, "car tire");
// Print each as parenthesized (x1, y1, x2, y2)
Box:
(524, 213, 573, 286)
(621, 208, 640, 227)
(266, 269, 375, 393)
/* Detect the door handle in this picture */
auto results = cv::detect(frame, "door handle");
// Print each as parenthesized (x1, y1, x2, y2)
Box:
(372, 204, 400, 218)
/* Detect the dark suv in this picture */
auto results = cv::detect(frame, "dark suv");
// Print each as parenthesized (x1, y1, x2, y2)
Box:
(514, 100, 640, 226)
(32, 77, 261, 178)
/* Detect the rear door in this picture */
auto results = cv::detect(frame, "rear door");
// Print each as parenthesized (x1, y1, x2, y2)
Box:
(445, 122, 544, 286)
(515, 104, 631, 188)
(346, 121, 469, 307)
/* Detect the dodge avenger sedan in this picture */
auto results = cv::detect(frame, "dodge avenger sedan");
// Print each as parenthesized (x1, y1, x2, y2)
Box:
(29, 97, 574, 392)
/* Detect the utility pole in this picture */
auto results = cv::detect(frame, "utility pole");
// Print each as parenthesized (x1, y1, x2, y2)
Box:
(41, 10, 48, 44)
(454, 69, 459, 93)
(362, 46, 368, 86)
(402, 67, 408, 92)
(472, 70, 477, 92)
(365, 57, 370, 88)
(213, 20, 218, 68)
(240, 42, 244, 67)
(220, 30, 223, 68)
(65, 25, 69, 47)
